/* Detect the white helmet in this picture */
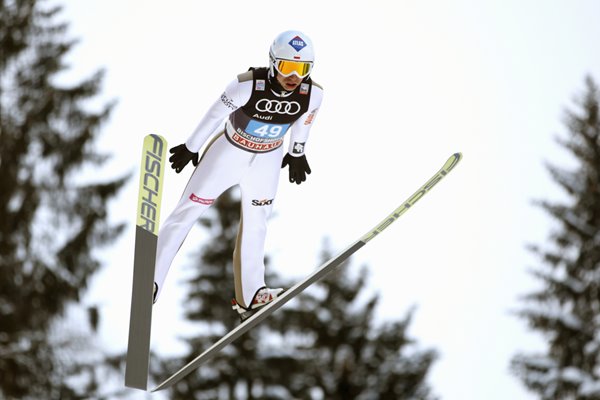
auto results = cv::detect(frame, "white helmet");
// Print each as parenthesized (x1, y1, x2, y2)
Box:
(269, 30, 315, 79)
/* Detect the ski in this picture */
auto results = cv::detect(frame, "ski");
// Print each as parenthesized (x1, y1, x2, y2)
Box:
(152, 152, 462, 392)
(125, 134, 168, 390)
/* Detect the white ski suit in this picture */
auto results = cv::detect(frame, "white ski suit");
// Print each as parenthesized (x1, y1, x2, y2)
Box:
(154, 68, 323, 308)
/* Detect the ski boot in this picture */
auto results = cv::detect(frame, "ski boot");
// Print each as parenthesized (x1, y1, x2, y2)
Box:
(231, 287, 284, 322)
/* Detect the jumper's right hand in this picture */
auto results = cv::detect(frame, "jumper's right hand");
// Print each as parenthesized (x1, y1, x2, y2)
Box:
(169, 144, 199, 173)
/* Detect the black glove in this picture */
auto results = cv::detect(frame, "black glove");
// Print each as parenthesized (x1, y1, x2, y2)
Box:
(169, 144, 199, 173)
(281, 153, 311, 185)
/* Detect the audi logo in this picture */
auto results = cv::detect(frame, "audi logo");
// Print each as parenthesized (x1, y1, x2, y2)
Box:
(256, 99, 301, 115)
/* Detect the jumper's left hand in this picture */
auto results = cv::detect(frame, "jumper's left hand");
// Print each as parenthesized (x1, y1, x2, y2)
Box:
(281, 153, 311, 185)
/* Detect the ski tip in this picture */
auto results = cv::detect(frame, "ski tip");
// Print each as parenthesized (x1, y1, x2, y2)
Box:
(148, 133, 168, 143)
(442, 152, 462, 172)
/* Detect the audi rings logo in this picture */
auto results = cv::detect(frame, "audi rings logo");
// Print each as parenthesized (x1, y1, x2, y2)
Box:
(256, 99, 301, 115)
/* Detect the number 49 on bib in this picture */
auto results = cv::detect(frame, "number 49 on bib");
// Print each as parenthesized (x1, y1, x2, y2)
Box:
(246, 120, 289, 138)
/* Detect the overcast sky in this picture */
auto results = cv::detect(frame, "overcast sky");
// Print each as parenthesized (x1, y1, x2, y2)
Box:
(57, 1, 600, 398)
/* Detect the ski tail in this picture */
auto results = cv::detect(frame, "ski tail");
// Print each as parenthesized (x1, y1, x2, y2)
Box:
(125, 134, 168, 390)
(152, 152, 462, 392)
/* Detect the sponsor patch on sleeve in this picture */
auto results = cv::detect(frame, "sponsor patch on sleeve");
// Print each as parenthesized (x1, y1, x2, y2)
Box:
(292, 142, 305, 154)
(220, 92, 237, 110)
(304, 109, 318, 125)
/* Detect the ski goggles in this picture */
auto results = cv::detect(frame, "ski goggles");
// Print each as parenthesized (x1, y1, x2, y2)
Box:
(274, 59, 313, 78)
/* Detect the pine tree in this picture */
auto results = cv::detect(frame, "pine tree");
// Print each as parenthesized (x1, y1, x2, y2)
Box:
(158, 189, 438, 399)
(268, 246, 438, 400)
(0, 1, 126, 398)
(512, 76, 600, 399)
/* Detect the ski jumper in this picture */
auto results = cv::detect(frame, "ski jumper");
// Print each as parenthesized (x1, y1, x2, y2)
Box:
(154, 68, 323, 308)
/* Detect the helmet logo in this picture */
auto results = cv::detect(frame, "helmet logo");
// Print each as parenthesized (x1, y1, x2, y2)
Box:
(288, 36, 307, 52)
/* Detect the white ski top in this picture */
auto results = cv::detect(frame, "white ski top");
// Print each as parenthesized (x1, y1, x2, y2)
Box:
(185, 74, 323, 156)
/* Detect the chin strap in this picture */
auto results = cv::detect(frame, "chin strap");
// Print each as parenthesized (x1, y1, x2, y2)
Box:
(271, 89, 293, 97)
